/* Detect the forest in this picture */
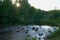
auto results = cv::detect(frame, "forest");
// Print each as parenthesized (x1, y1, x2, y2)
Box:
(0, 0, 60, 26)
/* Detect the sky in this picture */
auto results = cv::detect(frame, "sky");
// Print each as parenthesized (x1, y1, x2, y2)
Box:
(11, 0, 60, 11)
(28, 0, 60, 11)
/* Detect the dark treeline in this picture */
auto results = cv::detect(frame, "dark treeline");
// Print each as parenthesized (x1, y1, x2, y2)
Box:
(0, 0, 60, 27)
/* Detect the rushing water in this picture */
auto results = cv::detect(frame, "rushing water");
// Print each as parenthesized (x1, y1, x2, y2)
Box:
(0, 25, 59, 40)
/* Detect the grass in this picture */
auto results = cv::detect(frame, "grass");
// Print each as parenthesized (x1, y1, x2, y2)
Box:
(25, 35, 37, 40)
(48, 27, 60, 40)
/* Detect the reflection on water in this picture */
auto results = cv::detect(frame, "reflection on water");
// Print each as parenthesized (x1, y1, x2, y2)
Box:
(0, 31, 26, 40)
(0, 25, 26, 40)
(0, 25, 59, 40)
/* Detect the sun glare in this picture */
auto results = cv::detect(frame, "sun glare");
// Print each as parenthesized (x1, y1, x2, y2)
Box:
(16, 2, 20, 7)
(11, 0, 20, 7)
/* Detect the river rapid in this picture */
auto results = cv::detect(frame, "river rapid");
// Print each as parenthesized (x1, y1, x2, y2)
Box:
(0, 25, 59, 40)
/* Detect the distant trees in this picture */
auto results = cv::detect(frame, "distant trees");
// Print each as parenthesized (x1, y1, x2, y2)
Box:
(0, 0, 60, 27)
(0, 0, 12, 25)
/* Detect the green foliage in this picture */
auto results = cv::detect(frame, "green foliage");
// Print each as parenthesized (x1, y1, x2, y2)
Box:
(32, 38, 36, 40)
(0, 0, 60, 27)
(48, 28, 60, 40)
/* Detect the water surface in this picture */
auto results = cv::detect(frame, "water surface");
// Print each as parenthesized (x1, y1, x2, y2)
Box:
(0, 25, 59, 40)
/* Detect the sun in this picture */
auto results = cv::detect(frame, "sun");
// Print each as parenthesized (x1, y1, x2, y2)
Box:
(16, 2, 20, 7)
(11, 0, 20, 7)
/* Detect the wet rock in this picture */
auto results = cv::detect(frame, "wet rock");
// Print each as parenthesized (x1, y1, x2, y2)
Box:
(38, 34, 43, 36)
(35, 28, 38, 31)
(32, 27, 35, 30)
(16, 30, 20, 32)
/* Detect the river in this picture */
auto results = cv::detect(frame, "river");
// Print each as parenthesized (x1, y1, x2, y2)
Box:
(0, 25, 59, 40)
